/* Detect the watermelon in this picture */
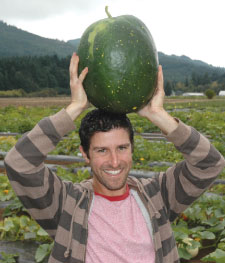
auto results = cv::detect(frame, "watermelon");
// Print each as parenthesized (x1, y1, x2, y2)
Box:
(77, 7, 158, 114)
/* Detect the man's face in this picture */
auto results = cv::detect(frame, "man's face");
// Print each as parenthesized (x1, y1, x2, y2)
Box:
(80, 128, 133, 196)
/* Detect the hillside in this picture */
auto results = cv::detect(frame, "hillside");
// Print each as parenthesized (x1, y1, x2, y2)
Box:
(0, 21, 75, 57)
(157, 52, 225, 82)
(0, 20, 225, 84)
(68, 39, 225, 83)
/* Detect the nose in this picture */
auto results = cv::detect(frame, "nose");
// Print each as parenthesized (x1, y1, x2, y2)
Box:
(110, 151, 119, 168)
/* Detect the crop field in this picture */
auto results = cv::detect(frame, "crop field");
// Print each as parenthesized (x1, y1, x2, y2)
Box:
(0, 97, 71, 108)
(0, 96, 225, 108)
(0, 96, 225, 262)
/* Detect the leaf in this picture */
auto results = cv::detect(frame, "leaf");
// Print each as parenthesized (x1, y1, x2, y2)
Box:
(0, 252, 19, 263)
(178, 247, 192, 260)
(189, 226, 205, 233)
(221, 229, 225, 236)
(35, 243, 52, 263)
(218, 242, 225, 251)
(4, 218, 14, 231)
(20, 215, 30, 228)
(201, 249, 225, 263)
(200, 231, 216, 240)
(208, 221, 225, 233)
(37, 227, 49, 237)
(24, 232, 36, 239)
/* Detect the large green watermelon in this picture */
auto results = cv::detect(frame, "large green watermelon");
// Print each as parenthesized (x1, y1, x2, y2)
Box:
(77, 7, 158, 114)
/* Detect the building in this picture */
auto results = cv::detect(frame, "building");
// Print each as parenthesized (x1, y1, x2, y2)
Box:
(219, 90, 225, 96)
(182, 92, 204, 96)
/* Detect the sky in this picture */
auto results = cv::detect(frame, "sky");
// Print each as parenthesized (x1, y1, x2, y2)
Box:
(1, 0, 225, 68)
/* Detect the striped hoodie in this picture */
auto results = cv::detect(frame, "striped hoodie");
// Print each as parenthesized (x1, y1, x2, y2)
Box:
(4, 109, 225, 263)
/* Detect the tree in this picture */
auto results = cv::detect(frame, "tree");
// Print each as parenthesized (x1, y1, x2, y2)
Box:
(205, 89, 216, 99)
(165, 81, 172, 96)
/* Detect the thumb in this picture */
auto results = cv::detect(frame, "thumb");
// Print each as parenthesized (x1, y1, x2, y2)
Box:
(79, 67, 88, 83)
(154, 65, 164, 96)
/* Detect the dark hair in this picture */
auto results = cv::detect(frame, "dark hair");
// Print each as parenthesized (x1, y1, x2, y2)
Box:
(79, 109, 134, 157)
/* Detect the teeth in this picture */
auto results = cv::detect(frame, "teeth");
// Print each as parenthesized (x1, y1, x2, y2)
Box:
(104, 170, 121, 175)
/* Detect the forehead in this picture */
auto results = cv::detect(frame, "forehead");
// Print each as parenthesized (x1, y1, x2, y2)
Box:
(90, 128, 130, 147)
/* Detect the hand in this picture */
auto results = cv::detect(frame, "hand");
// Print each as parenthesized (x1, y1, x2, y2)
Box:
(138, 65, 178, 134)
(69, 52, 89, 109)
(66, 53, 89, 120)
(138, 65, 165, 119)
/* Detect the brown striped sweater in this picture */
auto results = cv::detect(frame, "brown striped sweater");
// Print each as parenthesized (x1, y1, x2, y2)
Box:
(4, 109, 225, 263)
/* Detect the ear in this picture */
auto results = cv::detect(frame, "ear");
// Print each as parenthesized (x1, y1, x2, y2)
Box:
(79, 145, 90, 163)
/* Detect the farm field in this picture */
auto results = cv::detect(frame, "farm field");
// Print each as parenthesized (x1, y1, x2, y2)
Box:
(0, 97, 71, 108)
(0, 96, 225, 262)
(0, 96, 225, 108)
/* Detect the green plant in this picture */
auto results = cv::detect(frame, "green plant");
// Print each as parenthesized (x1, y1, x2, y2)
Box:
(0, 215, 51, 243)
(201, 248, 225, 262)
(205, 89, 216, 99)
(0, 176, 16, 202)
(50, 131, 81, 156)
(0, 252, 19, 263)
(2, 197, 26, 218)
(0, 89, 26, 98)
(173, 193, 225, 260)
(78, 7, 158, 113)
(56, 167, 90, 183)
(0, 136, 17, 152)
(133, 135, 182, 165)
(17, 119, 34, 133)
(35, 242, 54, 263)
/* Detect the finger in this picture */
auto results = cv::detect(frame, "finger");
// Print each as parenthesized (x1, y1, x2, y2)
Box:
(79, 67, 88, 83)
(157, 65, 164, 90)
(151, 66, 164, 98)
(69, 53, 79, 79)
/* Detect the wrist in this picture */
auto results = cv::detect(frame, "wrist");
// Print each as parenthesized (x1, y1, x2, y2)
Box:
(66, 102, 86, 121)
(146, 109, 179, 135)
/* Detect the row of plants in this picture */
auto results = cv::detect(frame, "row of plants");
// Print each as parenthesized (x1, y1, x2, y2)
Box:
(0, 88, 59, 98)
(1, 168, 225, 262)
(1, 131, 225, 179)
(0, 168, 89, 262)
(0, 102, 224, 156)
(0, 98, 224, 132)
(0, 100, 224, 262)
(173, 191, 225, 262)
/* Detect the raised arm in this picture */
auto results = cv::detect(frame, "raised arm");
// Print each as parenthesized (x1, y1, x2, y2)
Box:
(4, 53, 88, 237)
(138, 65, 178, 135)
(138, 66, 225, 221)
(66, 52, 89, 120)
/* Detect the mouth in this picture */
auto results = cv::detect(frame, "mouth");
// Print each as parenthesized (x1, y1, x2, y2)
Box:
(103, 169, 123, 176)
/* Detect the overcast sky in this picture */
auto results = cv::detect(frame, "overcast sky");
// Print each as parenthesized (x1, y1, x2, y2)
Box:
(1, 0, 225, 68)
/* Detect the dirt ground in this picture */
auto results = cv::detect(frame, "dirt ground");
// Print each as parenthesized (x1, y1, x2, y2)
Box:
(0, 97, 223, 108)
(0, 97, 71, 107)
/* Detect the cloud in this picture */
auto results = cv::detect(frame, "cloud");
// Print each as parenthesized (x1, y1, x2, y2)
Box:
(0, 0, 107, 20)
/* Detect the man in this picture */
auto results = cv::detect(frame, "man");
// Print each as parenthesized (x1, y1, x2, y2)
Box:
(4, 53, 225, 263)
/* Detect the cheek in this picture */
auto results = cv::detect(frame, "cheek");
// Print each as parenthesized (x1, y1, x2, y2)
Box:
(89, 152, 133, 168)
(89, 156, 106, 169)
(121, 153, 133, 165)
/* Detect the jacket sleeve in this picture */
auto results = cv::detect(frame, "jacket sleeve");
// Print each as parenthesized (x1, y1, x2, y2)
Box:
(158, 119, 225, 222)
(4, 109, 75, 238)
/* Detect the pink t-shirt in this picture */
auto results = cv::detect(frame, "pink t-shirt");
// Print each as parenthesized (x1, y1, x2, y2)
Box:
(85, 186, 155, 263)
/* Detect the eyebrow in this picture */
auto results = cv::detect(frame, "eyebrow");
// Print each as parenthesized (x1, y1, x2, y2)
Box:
(118, 143, 131, 148)
(92, 143, 131, 151)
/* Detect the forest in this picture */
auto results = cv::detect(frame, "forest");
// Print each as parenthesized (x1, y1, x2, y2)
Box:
(1, 21, 225, 97)
(0, 54, 225, 97)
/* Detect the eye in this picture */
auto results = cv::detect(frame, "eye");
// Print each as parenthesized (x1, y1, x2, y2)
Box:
(97, 148, 106, 153)
(119, 145, 129, 151)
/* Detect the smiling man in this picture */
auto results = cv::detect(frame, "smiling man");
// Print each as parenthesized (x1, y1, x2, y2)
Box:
(79, 111, 134, 196)
(4, 53, 225, 263)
